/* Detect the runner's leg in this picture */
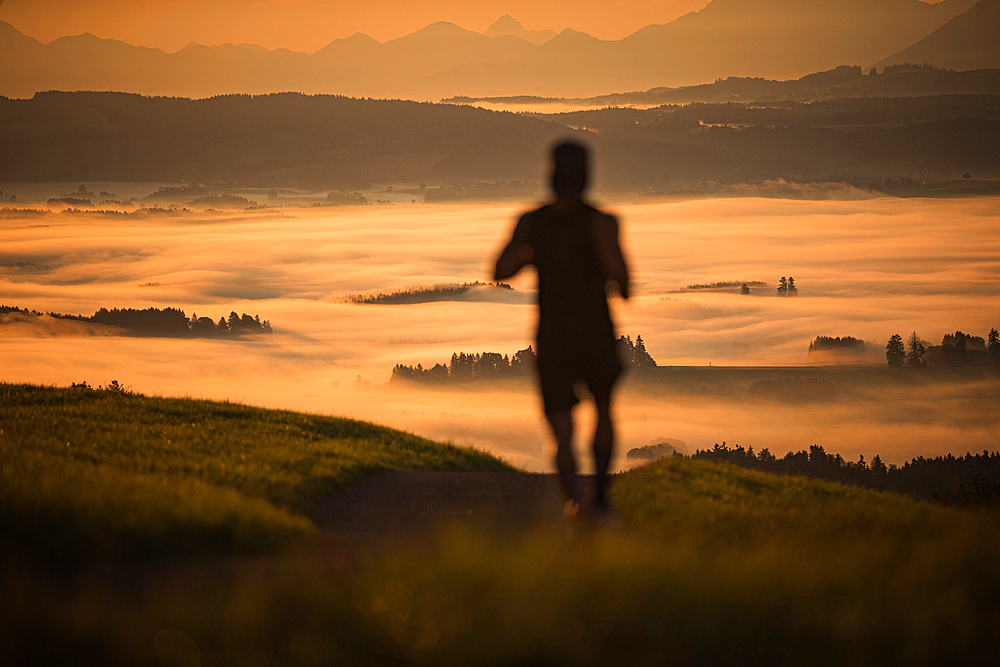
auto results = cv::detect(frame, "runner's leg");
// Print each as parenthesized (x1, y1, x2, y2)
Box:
(547, 409, 581, 504)
(593, 394, 614, 508)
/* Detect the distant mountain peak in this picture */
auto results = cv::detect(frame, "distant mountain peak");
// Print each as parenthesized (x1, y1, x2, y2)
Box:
(487, 15, 524, 32)
(485, 15, 556, 45)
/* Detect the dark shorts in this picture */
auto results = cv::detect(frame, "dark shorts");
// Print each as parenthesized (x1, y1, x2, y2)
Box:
(536, 351, 622, 417)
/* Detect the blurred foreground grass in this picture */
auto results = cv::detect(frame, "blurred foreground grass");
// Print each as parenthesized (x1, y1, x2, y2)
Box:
(2, 384, 997, 665)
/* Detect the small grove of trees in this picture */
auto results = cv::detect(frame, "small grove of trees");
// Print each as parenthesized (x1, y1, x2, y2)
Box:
(21, 305, 271, 338)
(776, 276, 798, 296)
(348, 281, 512, 305)
(90, 308, 272, 337)
(692, 442, 1000, 506)
(392, 346, 536, 382)
(205, 311, 272, 337)
(808, 336, 865, 354)
(393, 334, 658, 382)
(618, 335, 657, 367)
(886, 329, 996, 367)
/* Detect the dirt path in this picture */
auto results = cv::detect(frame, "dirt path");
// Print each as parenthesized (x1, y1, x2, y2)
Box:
(314, 471, 572, 550)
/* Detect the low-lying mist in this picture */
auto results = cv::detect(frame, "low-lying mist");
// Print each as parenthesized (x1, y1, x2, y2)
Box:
(2, 195, 997, 470)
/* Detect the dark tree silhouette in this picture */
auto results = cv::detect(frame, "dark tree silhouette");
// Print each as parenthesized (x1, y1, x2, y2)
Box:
(939, 331, 984, 365)
(808, 336, 865, 354)
(777, 277, 788, 296)
(906, 331, 926, 367)
(692, 443, 1000, 507)
(740, 282, 750, 295)
(617, 335, 657, 368)
(886, 334, 905, 367)
(787, 276, 798, 295)
(393, 337, 656, 383)
(989, 328, 1000, 367)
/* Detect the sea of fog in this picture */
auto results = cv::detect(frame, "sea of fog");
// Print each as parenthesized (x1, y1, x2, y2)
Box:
(2, 196, 998, 471)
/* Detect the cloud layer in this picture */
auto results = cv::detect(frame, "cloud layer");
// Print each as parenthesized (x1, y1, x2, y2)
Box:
(1, 195, 997, 470)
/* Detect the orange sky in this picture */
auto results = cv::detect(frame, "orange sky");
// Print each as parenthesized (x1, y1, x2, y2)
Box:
(0, 0, 710, 52)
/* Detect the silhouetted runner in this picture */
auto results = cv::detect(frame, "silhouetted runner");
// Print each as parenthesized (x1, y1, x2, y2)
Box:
(494, 141, 630, 521)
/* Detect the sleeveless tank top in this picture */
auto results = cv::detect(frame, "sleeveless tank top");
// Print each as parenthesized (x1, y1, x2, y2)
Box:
(526, 202, 616, 359)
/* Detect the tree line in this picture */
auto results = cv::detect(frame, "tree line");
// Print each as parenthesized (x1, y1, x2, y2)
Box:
(392, 334, 657, 382)
(348, 281, 512, 305)
(886, 329, 999, 367)
(808, 335, 865, 354)
(2, 304, 271, 338)
(392, 346, 537, 382)
(692, 442, 1000, 506)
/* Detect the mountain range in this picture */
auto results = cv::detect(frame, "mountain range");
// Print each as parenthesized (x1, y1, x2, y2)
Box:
(1, 0, 995, 100)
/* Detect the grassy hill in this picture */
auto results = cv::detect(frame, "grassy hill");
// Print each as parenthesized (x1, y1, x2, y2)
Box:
(0, 383, 510, 559)
(1, 383, 996, 664)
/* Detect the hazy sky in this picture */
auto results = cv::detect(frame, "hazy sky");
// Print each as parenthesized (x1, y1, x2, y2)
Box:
(0, 0, 710, 51)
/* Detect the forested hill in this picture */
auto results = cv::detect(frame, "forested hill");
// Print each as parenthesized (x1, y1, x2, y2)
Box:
(0, 91, 996, 191)
(0, 93, 574, 190)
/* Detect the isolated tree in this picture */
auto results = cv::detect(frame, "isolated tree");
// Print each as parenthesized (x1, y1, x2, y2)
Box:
(906, 332, 926, 367)
(787, 276, 798, 295)
(777, 277, 788, 296)
(989, 328, 1000, 367)
(886, 334, 905, 367)
(740, 282, 750, 295)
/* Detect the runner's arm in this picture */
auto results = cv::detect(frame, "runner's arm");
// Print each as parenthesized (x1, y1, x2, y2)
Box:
(592, 213, 630, 299)
(494, 213, 534, 280)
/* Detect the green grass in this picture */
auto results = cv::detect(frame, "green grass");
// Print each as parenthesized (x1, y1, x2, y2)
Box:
(1, 384, 997, 665)
(0, 383, 511, 558)
(334, 459, 997, 665)
(6, 457, 995, 665)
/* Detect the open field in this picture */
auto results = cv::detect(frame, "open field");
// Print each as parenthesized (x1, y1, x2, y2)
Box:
(2, 385, 997, 665)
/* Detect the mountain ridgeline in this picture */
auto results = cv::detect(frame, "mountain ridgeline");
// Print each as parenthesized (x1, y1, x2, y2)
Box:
(0, 0, 995, 100)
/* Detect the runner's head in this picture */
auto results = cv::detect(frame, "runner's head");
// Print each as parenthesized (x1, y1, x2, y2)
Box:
(551, 141, 588, 198)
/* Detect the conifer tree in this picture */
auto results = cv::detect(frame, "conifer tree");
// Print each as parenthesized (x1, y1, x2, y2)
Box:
(740, 283, 750, 295)
(777, 277, 788, 296)
(886, 334, 905, 367)
(906, 331, 925, 366)
(989, 328, 1000, 367)
(787, 276, 798, 295)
